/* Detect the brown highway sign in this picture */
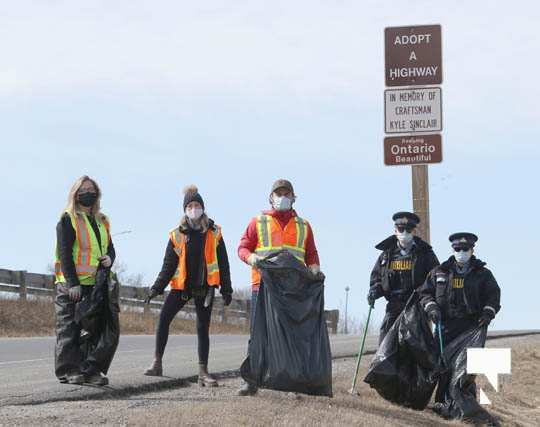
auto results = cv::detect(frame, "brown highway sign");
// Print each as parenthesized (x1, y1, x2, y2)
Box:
(385, 24, 442, 86)
(384, 134, 442, 166)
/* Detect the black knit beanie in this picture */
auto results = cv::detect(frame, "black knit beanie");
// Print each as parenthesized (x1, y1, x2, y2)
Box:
(183, 185, 205, 211)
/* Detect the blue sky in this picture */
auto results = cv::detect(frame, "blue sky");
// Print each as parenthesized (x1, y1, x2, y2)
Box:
(1, 1, 539, 330)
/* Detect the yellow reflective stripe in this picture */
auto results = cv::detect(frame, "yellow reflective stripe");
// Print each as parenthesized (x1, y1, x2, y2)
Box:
(75, 265, 98, 275)
(213, 225, 222, 241)
(295, 217, 308, 249)
(207, 262, 219, 274)
(55, 266, 97, 279)
(256, 215, 272, 250)
(282, 245, 306, 260)
(254, 248, 281, 257)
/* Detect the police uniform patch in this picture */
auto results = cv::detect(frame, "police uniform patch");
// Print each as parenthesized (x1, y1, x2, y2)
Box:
(452, 278, 465, 289)
(390, 259, 413, 271)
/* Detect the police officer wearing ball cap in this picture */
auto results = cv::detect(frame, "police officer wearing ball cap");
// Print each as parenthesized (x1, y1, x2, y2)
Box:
(418, 232, 501, 345)
(368, 212, 440, 344)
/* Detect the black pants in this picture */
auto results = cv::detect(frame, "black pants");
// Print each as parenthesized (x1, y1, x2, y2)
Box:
(378, 299, 407, 344)
(155, 290, 213, 364)
(55, 284, 98, 377)
(435, 317, 479, 404)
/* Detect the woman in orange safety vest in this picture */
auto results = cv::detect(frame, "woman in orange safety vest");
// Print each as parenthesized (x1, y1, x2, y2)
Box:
(144, 185, 233, 386)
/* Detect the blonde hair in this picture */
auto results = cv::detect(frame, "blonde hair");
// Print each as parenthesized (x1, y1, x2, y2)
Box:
(63, 175, 104, 220)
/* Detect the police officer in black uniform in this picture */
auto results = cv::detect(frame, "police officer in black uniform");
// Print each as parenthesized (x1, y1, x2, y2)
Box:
(367, 212, 440, 344)
(418, 233, 501, 420)
(418, 232, 501, 344)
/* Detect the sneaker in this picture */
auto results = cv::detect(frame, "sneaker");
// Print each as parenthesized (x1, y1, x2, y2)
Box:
(237, 381, 258, 396)
(84, 373, 109, 386)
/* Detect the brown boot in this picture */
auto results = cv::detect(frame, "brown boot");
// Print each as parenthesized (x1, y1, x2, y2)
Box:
(198, 363, 218, 387)
(144, 357, 163, 376)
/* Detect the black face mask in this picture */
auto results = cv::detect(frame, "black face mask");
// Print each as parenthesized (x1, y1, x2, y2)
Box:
(78, 192, 98, 207)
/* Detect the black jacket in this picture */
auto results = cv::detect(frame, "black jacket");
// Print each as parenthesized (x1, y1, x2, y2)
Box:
(418, 256, 501, 320)
(370, 235, 439, 301)
(56, 213, 116, 287)
(151, 219, 232, 296)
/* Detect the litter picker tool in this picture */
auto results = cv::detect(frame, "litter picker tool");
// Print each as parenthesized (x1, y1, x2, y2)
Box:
(349, 304, 373, 394)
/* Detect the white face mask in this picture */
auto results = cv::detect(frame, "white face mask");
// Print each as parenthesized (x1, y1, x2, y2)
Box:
(272, 195, 292, 211)
(396, 231, 413, 246)
(186, 207, 204, 220)
(454, 249, 472, 264)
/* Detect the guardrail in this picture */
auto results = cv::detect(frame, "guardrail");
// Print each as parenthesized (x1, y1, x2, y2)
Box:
(0, 268, 339, 333)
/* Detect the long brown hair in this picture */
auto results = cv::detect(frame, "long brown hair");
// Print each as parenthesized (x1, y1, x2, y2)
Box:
(63, 175, 104, 220)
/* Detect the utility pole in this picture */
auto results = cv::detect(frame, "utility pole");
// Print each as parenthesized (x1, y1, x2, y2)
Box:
(344, 286, 350, 335)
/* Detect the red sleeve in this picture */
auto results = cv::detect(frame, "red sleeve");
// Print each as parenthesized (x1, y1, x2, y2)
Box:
(304, 222, 320, 266)
(238, 218, 259, 263)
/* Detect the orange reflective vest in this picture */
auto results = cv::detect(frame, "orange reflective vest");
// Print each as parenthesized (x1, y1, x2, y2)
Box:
(169, 225, 222, 290)
(55, 211, 111, 285)
(251, 214, 309, 285)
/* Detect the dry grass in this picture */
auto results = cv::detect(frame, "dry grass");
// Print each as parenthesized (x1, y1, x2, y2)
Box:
(126, 358, 459, 427)
(479, 344, 540, 426)
(121, 307, 248, 335)
(0, 336, 537, 426)
(0, 298, 56, 336)
(0, 299, 247, 337)
(125, 339, 540, 427)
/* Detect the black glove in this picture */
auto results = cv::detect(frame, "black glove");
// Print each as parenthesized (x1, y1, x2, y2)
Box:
(145, 288, 159, 304)
(222, 294, 232, 306)
(367, 288, 379, 307)
(427, 305, 441, 324)
(478, 309, 495, 327)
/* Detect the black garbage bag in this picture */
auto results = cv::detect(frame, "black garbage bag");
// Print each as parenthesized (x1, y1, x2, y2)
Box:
(240, 250, 333, 397)
(433, 325, 493, 422)
(55, 267, 120, 378)
(76, 267, 120, 375)
(364, 292, 441, 409)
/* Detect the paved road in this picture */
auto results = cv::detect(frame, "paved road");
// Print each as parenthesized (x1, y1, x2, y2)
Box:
(0, 334, 374, 406)
(2, 330, 538, 406)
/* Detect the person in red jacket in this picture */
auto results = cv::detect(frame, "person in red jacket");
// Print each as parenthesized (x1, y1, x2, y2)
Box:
(237, 178, 321, 396)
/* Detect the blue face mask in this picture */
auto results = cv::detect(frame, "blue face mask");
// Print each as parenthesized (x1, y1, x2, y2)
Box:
(272, 195, 292, 211)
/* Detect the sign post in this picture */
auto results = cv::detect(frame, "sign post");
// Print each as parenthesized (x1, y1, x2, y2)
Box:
(384, 24, 443, 243)
(412, 164, 430, 243)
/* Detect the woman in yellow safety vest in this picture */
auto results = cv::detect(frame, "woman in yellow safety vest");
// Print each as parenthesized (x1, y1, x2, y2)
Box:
(143, 185, 233, 386)
(54, 176, 116, 386)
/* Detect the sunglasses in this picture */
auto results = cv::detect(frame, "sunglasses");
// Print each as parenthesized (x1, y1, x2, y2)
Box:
(453, 247, 471, 252)
(396, 226, 415, 233)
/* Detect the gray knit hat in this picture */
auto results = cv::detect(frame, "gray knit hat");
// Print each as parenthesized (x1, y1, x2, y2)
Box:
(183, 185, 205, 211)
